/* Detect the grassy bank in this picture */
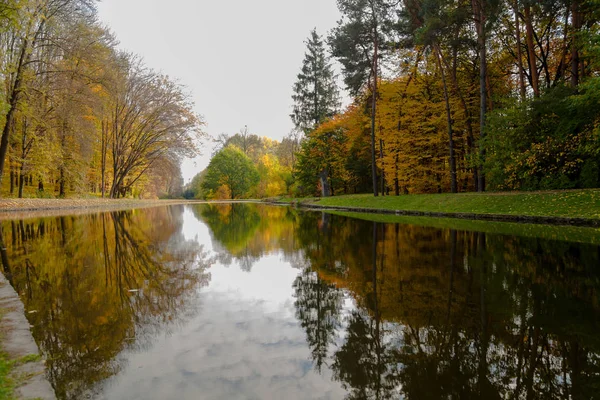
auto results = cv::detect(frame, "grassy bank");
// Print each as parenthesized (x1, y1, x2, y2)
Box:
(284, 190, 600, 220)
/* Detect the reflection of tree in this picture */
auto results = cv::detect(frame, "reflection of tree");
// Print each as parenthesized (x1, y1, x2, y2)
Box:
(293, 268, 343, 372)
(294, 212, 600, 399)
(196, 203, 262, 271)
(329, 223, 401, 400)
(0, 206, 211, 400)
(193, 203, 303, 271)
(332, 310, 401, 400)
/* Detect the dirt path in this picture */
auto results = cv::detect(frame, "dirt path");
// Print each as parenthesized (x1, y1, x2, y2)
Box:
(0, 198, 204, 221)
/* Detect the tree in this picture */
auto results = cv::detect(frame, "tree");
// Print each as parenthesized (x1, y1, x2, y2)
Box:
(291, 29, 341, 133)
(0, 0, 97, 192)
(329, 0, 395, 196)
(107, 55, 204, 198)
(201, 145, 260, 200)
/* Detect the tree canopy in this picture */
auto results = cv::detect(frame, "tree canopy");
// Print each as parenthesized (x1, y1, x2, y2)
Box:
(0, 0, 204, 199)
(201, 146, 260, 200)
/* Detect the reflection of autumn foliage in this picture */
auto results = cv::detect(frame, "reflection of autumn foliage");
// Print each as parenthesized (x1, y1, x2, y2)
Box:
(0, 206, 211, 400)
(295, 214, 600, 399)
(193, 203, 304, 271)
(194, 203, 600, 398)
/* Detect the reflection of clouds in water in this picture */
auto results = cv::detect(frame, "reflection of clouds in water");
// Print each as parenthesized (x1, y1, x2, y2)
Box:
(181, 207, 210, 244)
(100, 292, 346, 400)
(208, 254, 299, 315)
(100, 209, 346, 399)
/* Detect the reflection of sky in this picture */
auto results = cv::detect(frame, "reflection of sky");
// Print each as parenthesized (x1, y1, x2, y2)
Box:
(98, 207, 346, 399)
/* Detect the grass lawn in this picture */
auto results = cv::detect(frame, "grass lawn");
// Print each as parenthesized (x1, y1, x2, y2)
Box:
(298, 190, 600, 220)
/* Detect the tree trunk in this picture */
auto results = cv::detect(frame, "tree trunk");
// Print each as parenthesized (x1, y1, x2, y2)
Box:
(473, 0, 488, 192)
(570, 0, 581, 87)
(514, 0, 527, 99)
(379, 138, 385, 196)
(59, 167, 65, 197)
(0, 38, 29, 190)
(435, 45, 457, 193)
(369, 4, 380, 198)
(524, 4, 539, 96)
(320, 169, 331, 197)
(0, 15, 45, 190)
(370, 38, 379, 197)
(394, 152, 400, 196)
(101, 119, 107, 198)
(18, 165, 24, 199)
(9, 168, 14, 194)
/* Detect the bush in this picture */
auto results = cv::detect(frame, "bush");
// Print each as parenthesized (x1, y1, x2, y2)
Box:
(579, 159, 599, 188)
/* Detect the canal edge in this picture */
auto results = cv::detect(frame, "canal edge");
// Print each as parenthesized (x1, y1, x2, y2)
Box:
(0, 273, 56, 399)
(265, 201, 600, 228)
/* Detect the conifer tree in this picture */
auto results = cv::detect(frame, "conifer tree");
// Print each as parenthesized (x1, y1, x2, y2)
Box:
(291, 29, 340, 133)
(329, 0, 393, 196)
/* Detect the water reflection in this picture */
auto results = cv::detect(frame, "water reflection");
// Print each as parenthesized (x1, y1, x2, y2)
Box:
(0, 206, 211, 399)
(196, 204, 600, 399)
(1, 203, 599, 399)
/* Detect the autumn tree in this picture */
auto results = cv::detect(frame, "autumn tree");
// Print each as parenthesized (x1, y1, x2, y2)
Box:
(0, 0, 97, 191)
(329, 0, 395, 196)
(107, 56, 203, 198)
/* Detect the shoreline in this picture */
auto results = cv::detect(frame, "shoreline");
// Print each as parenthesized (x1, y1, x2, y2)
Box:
(0, 273, 56, 399)
(266, 200, 600, 228)
(0, 199, 205, 221)
(1, 196, 598, 227)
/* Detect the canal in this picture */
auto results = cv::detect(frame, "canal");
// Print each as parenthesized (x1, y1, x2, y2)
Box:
(0, 203, 599, 399)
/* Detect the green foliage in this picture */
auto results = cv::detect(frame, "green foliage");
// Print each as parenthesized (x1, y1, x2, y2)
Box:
(484, 84, 600, 191)
(580, 160, 599, 188)
(202, 146, 260, 199)
(328, 0, 393, 96)
(184, 169, 208, 199)
(291, 29, 340, 132)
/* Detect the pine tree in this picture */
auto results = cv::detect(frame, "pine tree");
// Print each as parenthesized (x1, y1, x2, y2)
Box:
(291, 29, 340, 133)
(329, 0, 393, 196)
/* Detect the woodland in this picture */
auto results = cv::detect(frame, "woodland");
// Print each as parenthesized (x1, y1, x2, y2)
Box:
(0, 0, 203, 199)
(1, 0, 599, 201)
(189, 0, 600, 200)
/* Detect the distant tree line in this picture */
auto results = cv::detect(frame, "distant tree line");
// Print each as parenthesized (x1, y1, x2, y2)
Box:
(184, 126, 300, 200)
(0, 0, 204, 199)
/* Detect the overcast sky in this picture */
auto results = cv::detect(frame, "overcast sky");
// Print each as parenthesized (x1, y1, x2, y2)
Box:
(96, 0, 344, 183)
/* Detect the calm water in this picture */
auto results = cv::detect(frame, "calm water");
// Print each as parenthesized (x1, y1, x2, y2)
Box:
(1, 204, 599, 399)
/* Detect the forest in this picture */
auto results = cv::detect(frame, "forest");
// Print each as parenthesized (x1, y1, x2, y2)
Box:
(2, 0, 599, 201)
(0, 0, 203, 199)
(189, 0, 600, 200)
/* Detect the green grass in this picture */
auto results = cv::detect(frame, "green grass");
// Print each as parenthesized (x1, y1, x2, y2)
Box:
(0, 352, 44, 400)
(0, 308, 43, 400)
(329, 211, 600, 245)
(292, 190, 600, 220)
(0, 351, 14, 400)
